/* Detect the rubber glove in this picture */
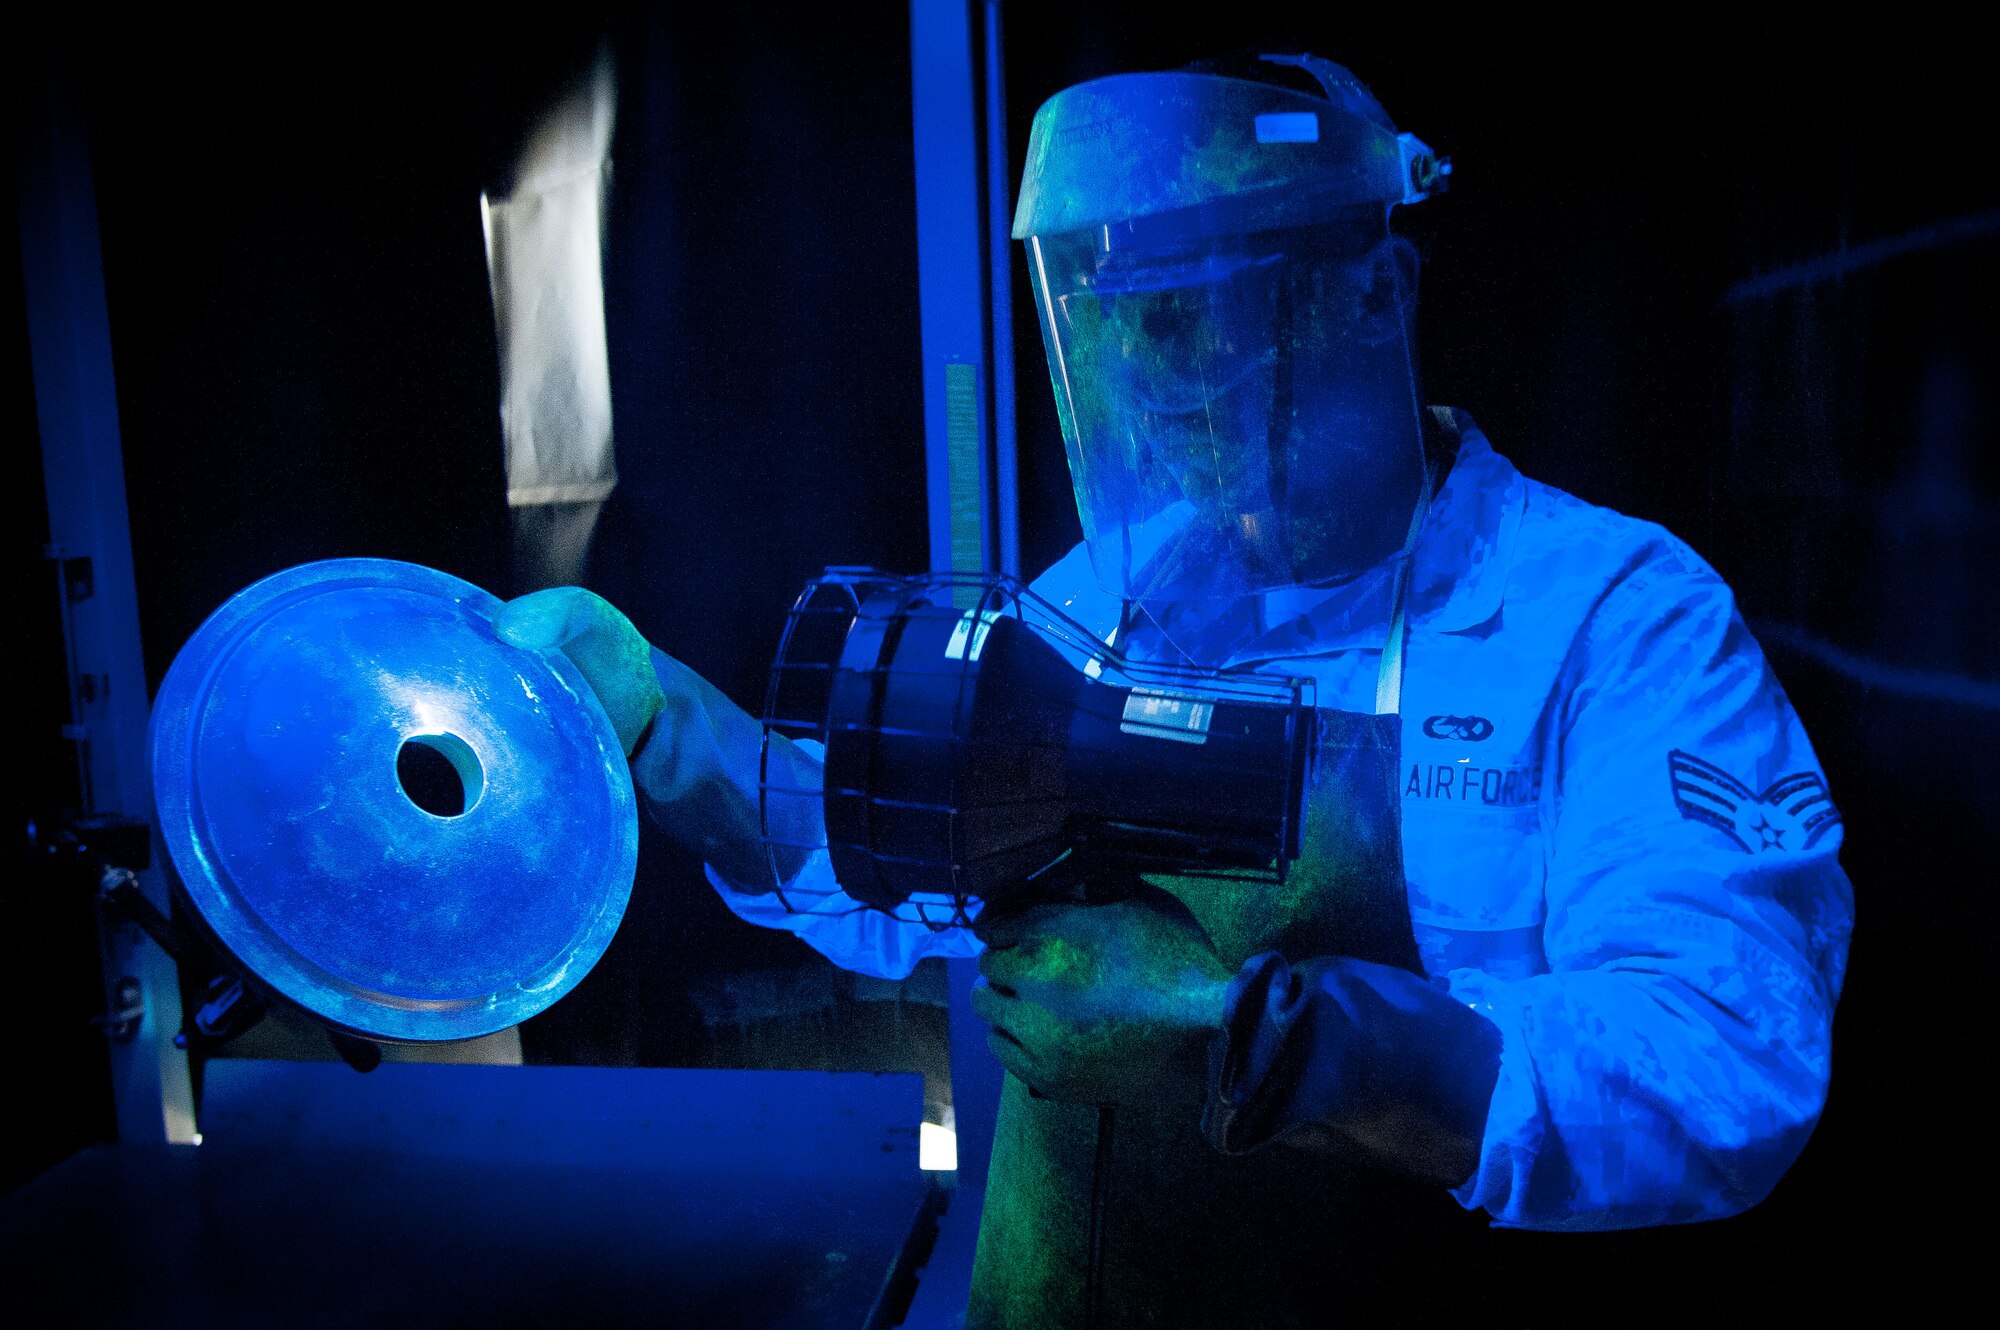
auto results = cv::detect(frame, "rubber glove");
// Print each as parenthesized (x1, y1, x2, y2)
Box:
(1203, 952, 1502, 1187)
(973, 885, 1234, 1107)
(494, 587, 664, 755)
(494, 587, 820, 891)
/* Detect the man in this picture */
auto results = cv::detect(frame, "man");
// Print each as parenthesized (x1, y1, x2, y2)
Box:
(497, 54, 1852, 1329)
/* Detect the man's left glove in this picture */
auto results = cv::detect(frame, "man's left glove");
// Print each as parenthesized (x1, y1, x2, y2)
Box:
(494, 586, 820, 891)
(973, 885, 1234, 1107)
(494, 587, 666, 756)
(1205, 952, 1502, 1186)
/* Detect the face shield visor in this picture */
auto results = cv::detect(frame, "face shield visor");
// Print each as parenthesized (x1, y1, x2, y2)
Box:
(1014, 59, 1448, 633)
(1028, 212, 1425, 607)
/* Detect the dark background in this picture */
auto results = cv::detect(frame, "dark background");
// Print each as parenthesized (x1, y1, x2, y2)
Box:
(11, 2, 1992, 1315)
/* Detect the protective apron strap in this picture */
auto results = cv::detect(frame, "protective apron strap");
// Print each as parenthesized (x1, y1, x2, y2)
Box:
(1373, 459, 1434, 717)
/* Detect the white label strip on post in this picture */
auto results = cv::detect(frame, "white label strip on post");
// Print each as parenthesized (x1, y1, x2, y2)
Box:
(946, 361, 985, 609)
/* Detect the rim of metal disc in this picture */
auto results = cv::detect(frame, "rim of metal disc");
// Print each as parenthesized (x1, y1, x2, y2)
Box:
(148, 557, 636, 1043)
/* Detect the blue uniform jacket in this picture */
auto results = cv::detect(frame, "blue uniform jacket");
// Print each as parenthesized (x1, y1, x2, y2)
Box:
(701, 416, 1854, 1232)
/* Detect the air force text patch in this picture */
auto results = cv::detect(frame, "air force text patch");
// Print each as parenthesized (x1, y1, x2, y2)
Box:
(1669, 749, 1841, 853)
(1406, 759, 1538, 807)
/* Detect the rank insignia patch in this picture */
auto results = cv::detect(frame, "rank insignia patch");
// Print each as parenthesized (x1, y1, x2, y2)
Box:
(1669, 750, 1841, 853)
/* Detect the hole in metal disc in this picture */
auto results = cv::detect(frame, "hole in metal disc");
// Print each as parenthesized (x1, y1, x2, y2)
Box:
(397, 733, 483, 817)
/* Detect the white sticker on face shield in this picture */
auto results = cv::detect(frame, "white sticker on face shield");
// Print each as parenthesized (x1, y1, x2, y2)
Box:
(1120, 688, 1215, 745)
(1254, 112, 1319, 144)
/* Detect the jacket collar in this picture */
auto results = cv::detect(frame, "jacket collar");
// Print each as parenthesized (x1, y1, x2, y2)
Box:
(1217, 409, 1526, 666)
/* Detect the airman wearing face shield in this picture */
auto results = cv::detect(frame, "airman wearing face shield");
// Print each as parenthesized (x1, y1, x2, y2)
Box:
(1021, 56, 1441, 668)
(510, 51, 1852, 1330)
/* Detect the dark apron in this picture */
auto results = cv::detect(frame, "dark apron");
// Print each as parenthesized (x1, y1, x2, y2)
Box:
(965, 440, 1477, 1327)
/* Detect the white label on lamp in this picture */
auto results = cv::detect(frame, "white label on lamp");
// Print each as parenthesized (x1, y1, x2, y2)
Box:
(1121, 688, 1215, 744)
(946, 609, 1004, 662)
(970, 610, 1002, 661)
(946, 614, 974, 660)
(1255, 112, 1319, 144)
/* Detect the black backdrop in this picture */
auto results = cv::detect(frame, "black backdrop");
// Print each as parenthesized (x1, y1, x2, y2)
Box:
(12, 2, 1992, 1315)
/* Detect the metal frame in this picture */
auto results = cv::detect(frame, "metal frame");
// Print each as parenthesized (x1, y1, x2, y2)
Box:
(14, 37, 195, 1144)
(908, 0, 1018, 1189)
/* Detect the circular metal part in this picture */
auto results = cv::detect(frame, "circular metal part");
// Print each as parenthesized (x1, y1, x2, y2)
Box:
(150, 558, 637, 1042)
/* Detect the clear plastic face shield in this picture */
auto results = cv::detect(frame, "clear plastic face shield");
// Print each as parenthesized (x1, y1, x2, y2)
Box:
(1013, 58, 1447, 666)
(1028, 211, 1426, 608)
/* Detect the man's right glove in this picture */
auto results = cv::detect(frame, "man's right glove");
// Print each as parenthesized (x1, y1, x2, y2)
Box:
(494, 587, 821, 891)
(1203, 952, 1503, 1187)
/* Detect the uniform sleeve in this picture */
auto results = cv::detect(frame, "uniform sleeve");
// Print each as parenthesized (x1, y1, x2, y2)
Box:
(628, 641, 981, 979)
(1447, 546, 1854, 1230)
(697, 739, 983, 980)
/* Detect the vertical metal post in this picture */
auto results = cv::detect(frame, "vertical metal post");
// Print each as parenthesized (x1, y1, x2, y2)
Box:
(983, 0, 1019, 580)
(908, 0, 1013, 1188)
(911, 0, 992, 580)
(14, 39, 196, 1144)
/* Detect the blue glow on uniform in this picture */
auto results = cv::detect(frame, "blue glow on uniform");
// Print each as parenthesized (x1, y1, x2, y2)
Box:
(707, 417, 1853, 1231)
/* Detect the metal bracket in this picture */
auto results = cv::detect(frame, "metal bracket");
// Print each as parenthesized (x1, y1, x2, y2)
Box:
(92, 976, 145, 1043)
